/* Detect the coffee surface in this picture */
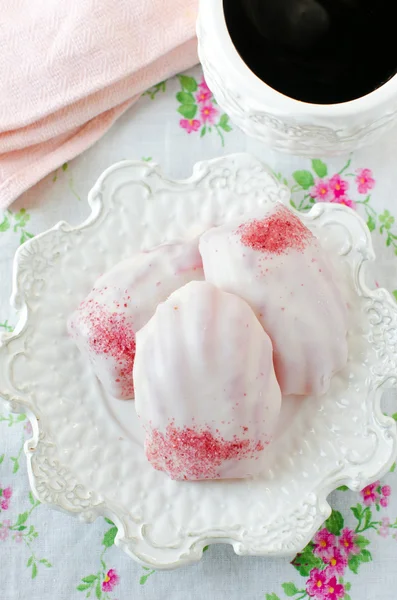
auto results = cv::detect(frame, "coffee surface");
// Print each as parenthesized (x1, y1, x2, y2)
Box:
(224, 0, 397, 104)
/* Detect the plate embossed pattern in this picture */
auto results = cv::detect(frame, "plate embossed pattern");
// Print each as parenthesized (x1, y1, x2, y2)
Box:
(0, 154, 396, 569)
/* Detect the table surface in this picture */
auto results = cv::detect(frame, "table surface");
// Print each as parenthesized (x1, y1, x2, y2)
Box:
(1, 65, 396, 600)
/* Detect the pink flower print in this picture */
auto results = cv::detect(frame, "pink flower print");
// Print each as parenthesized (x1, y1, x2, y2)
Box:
(102, 569, 120, 592)
(329, 174, 349, 199)
(379, 484, 391, 507)
(310, 179, 333, 202)
(379, 522, 389, 538)
(196, 87, 212, 104)
(324, 547, 347, 576)
(0, 529, 8, 541)
(332, 196, 357, 210)
(356, 168, 375, 194)
(361, 481, 380, 506)
(198, 78, 211, 95)
(24, 420, 33, 436)
(0, 520, 11, 542)
(200, 103, 219, 125)
(339, 529, 359, 556)
(1, 500, 9, 511)
(14, 532, 23, 543)
(306, 568, 328, 598)
(2, 488, 12, 501)
(313, 528, 336, 558)
(180, 119, 201, 134)
(382, 485, 391, 498)
(323, 576, 345, 600)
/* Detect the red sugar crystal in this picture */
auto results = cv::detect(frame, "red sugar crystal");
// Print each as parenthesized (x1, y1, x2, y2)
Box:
(76, 299, 136, 397)
(238, 206, 313, 255)
(145, 422, 267, 480)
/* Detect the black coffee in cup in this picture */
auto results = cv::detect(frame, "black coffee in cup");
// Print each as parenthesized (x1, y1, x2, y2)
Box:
(223, 0, 397, 104)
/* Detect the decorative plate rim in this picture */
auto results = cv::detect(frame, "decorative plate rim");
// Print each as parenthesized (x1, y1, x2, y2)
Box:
(1, 154, 397, 569)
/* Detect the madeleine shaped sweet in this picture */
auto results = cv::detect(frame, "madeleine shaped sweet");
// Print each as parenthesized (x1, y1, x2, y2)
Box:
(134, 281, 281, 480)
(68, 241, 204, 400)
(199, 205, 348, 396)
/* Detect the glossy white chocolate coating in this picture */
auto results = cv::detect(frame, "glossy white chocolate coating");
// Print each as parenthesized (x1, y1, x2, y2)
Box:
(68, 241, 204, 399)
(199, 206, 348, 396)
(134, 281, 281, 480)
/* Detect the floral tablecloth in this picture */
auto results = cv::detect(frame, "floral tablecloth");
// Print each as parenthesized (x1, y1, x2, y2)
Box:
(1, 66, 396, 600)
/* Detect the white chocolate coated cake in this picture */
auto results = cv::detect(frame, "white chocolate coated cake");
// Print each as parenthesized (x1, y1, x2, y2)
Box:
(134, 281, 281, 480)
(68, 241, 204, 400)
(199, 205, 348, 396)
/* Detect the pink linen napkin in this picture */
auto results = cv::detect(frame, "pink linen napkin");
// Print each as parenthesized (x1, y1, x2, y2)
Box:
(0, 0, 199, 209)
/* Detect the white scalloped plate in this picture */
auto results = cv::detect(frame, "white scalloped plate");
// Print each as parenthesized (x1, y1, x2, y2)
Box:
(1, 154, 397, 569)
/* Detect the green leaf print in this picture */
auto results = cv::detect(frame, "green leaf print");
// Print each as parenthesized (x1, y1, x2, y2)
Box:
(176, 91, 195, 104)
(16, 511, 29, 526)
(178, 104, 197, 120)
(366, 215, 376, 232)
(178, 75, 198, 92)
(282, 582, 300, 596)
(292, 170, 315, 190)
(10, 456, 20, 473)
(325, 510, 344, 536)
(0, 209, 34, 244)
(95, 579, 102, 599)
(0, 215, 11, 232)
(102, 525, 117, 548)
(219, 114, 232, 132)
(39, 559, 52, 567)
(355, 535, 370, 549)
(144, 81, 167, 100)
(0, 320, 14, 332)
(82, 575, 98, 584)
(348, 548, 373, 574)
(14, 208, 30, 229)
(140, 568, 156, 585)
(351, 504, 362, 521)
(77, 584, 91, 592)
(20, 231, 34, 245)
(360, 549, 372, 562)
(291, 542, 323, 576)
(265, 594, 281, 600)
(379, 209, 395, 232)
(312, 159, 328, 178)
(32, 563, 38, 579)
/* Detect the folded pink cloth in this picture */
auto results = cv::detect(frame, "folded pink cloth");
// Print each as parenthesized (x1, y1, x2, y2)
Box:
(0, 0, 199, 209)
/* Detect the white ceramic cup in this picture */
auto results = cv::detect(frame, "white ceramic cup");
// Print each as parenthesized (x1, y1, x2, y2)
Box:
(197, 0, 397, 156)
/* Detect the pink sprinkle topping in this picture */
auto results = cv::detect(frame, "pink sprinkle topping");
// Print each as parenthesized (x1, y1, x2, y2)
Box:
(73, 298, 135, 397)
(145, 422, 266, 480)
(238, 206, 313, 255)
